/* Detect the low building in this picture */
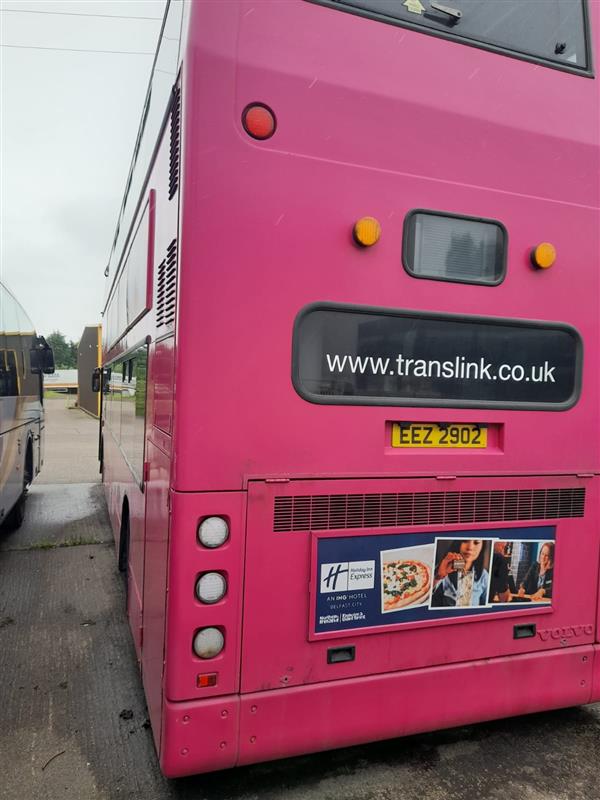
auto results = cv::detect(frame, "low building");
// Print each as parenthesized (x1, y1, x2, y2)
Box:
(44, 369, 78, 393)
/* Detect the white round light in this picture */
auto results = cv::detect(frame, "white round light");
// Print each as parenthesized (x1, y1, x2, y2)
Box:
(196, 572, 227, 604)
(198, 516, 229, 548)
(192, 627, 225, 659)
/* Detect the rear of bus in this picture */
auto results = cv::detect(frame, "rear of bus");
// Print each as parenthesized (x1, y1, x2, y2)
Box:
(161, 0, 599, 776)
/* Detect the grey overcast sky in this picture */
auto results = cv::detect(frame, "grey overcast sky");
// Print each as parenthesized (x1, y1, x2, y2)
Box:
(1, 0, 167, 341)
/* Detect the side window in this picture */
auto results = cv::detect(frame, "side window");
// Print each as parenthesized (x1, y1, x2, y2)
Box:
(20, 338, 41, 399)
(120, 345, 148, 484)
(108, 364, 123, 444)
(0, 350, 19, 397)
(311, 0, 590, 73)
(104, 0, 184, 289)
(6, 351, 19, 396)
(0, 350, 8, 397)
(103, 367, 112, 428)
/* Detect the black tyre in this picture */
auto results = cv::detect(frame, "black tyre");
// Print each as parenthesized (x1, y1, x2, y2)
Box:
(118, 508, 130, 573)
(4, 491, 26, 531)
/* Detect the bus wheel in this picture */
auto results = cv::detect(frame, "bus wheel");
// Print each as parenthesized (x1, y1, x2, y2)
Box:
(25, 441, 33, 490)
(4, 490, 26, 530)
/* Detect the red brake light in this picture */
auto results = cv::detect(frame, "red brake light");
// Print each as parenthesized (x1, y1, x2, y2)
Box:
(197, 673, 218, 688)
(242, 104, 276, 140)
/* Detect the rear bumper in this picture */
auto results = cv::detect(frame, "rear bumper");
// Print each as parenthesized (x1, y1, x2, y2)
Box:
(160, 643, 596, 778)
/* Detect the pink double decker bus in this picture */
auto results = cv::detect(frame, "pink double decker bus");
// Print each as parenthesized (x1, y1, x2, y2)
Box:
(100, 0, 599, 778)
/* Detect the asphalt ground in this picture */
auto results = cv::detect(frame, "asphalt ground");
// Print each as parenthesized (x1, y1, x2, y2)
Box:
(38, 395, 102, 484)
(1, 399, 599, 799)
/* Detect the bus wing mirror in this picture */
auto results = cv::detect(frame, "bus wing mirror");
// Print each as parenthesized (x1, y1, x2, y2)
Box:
(92, 368, 101, 393)
(42, 348, 55, 375)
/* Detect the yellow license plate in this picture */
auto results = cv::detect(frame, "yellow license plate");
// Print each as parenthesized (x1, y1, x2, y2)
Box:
(391, 423, 487, 448)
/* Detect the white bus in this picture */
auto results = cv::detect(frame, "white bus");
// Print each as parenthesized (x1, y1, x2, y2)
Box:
(0, 282, 54, 528)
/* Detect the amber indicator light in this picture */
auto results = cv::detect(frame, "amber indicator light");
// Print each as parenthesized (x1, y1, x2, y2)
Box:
(353, 217, 381, 247)
(242, 104, 276, 140)
(531, 242, 556, 269)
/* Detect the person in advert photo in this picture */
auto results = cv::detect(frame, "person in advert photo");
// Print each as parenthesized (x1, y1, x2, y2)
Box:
(489, 541, 517, 603)
(518, 541, 554, 602)
(488, 539, 555, 605)
(430, 539, 492, 608)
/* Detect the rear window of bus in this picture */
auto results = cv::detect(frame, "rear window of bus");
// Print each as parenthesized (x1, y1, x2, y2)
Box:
(310, 0, 591, 75)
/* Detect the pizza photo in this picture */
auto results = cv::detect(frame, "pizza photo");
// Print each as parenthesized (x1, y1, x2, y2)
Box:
(382, 560, 431, 610)
(380, 544, 435, 613)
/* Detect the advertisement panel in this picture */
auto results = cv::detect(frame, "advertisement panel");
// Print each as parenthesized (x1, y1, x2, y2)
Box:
(314, 526, 556, 634)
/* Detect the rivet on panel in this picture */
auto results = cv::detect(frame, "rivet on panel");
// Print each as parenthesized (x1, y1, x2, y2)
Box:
(221, 709, 228, 718)
(250, 736, 257, 744)
(219, 741, 227, 749)
(181, 748, 189, 756)
(250, 705, 258, 714)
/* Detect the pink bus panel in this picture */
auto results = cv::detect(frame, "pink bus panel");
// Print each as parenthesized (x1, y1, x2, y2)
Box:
(100, 0, 600, 779)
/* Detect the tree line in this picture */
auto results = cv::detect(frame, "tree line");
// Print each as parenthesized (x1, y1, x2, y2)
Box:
(45, 331, 78, 369)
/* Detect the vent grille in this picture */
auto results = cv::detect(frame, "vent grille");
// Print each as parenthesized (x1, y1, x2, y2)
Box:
(273, 488, 585, 532)
(156, 239, 177, 328)
(168, 86, 181, 200)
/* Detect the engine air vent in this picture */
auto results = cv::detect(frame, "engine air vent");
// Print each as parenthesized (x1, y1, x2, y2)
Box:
(156, 238, 177, 329)
(273, 488, 585, 532)
(169, 86, 181, 201)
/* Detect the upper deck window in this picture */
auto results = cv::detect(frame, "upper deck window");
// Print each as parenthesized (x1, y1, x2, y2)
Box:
(403, 211, 506, 285)
(312, 0, 591, 75)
